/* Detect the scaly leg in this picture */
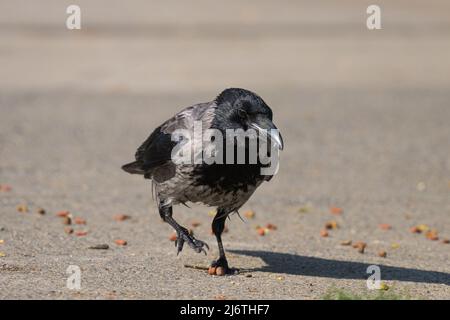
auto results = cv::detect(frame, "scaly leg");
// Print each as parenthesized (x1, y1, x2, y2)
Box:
(210, 208, 237, 274)
(159, 200, 209, 255)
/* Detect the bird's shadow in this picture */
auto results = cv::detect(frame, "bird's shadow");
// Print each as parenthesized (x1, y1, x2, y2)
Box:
(230, 250, 450, 285)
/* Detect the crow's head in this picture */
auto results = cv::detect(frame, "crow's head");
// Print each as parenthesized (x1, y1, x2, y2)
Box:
(213, 88, 283, 150)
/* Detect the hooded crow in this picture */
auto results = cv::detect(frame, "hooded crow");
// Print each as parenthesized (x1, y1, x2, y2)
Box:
(122, 88, 283, 274)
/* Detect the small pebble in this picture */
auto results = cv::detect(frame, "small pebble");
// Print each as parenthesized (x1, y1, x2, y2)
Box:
(36, 208, 46, 215)
(340, 240, 352, 246)
(416, 182, 426, 191)
(320, 229, 329, 237)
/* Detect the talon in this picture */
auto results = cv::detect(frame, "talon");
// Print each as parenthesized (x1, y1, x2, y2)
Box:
(173, 228, 208, 255)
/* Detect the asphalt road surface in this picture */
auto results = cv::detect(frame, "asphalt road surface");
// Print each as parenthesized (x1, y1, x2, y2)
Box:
(0, 0, 449, 299)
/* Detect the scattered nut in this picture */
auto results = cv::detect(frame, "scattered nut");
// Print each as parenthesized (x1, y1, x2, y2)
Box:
(215, 266, 226, 276)
(16, 204, 28, 213)
(73, 217, 86, 225)
(64, 227, 74, 234)
(257, 227, 267, 236)
(62, 216, 72, 225)
(208, 210, 216, 217)
(378, 250, 387, 258)
(340, 240, 352, 246)
(425, 230, 439, 241)
(379, 282, 390, 290)
(208, 266, 216, 275)
(113, 214, 130, 221)
(353, 242, 367, 253)
(169, 233, 177, 241)
(244, 210, 255, 219)
(114, 239, 127, 246)
(330, 206, 343, 215)
(266, 223, 277, 230)
(298, 206, 311, 213)
(56, 211, 70, 217)
(441, 238, 449, 244)
(36, 208, 46, 215)
(325, 220, 338, 230)
(320, 229, 329, 237)
(74, 230, 88, 236)
(0, 252, 6, 257)
(379, 224, 392, 230)
(0, 185, 12, 192)
(191, 221, 201, 228)
(391, 243, 400, 249)
(410, 226, 420, 233)
(416, 224, 429, 232)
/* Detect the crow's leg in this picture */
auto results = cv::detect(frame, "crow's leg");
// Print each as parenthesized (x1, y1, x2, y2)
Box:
(210, 209, 237, 274)
(158, 201, 209, 255)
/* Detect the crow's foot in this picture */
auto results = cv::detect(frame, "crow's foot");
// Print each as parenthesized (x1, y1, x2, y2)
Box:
(208, 257, 239, 276)
(174, 227, 209, 255)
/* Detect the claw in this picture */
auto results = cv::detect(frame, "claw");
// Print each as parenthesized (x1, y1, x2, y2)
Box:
(172, 228, 208, 255)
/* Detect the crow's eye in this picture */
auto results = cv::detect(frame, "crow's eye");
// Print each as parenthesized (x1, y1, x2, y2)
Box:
(237, 109, 247, 120)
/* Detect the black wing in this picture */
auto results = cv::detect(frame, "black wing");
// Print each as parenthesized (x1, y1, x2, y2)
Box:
(122, 102, 212, 178)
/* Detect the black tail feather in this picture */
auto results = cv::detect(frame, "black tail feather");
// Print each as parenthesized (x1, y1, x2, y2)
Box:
(122, 161, 145, 175)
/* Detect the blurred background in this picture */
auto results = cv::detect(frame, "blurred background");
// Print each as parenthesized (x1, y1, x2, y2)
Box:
(0, 0, 449, 299)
